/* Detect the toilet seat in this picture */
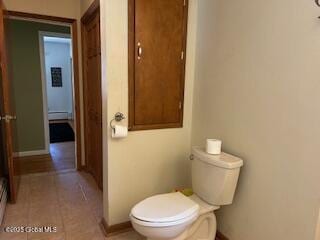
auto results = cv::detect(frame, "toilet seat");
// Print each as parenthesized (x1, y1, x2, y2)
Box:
(130, 192, 199, 227)
(130, 211, 198, 227)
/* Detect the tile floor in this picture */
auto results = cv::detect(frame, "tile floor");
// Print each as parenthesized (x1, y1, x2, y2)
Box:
(0, 170, 143, 240)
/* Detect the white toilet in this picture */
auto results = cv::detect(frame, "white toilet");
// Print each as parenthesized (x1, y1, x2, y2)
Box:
(130, 146, 243, 240)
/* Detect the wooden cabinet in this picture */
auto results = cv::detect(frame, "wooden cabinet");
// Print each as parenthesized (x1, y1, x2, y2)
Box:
(129, 0, 189, 131)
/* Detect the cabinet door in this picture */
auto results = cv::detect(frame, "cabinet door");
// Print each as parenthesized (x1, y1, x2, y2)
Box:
(129, 0, 188, 130)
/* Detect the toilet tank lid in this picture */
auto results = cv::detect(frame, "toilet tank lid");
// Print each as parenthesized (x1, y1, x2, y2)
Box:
(192, 147, 243, 169)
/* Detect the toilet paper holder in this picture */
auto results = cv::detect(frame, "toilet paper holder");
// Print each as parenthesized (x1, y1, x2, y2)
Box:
(110, 112, 125, 130)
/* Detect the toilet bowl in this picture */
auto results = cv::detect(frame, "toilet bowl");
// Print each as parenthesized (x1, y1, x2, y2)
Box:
(130, 147, 243, 240)
(130, 192, 199, 240)
(130, 192, 220, 240)
(130, 210, 198, 240)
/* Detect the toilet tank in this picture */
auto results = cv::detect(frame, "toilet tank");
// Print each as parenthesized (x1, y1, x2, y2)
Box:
(191, 147, 243, 206)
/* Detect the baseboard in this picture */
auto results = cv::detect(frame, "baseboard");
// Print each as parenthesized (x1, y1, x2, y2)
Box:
(77, 164, 87, 171)
(48, 112, 71, 120)
(216, 231, 229, 240)
(100, 218, 108, 236)
(100, 218, 229, 239)
(100, 218, 132, 237)
(14, 149, 49, 157)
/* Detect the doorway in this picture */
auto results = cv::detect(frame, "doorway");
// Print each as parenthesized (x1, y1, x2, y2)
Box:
(1, 6, 105, 239)
(3, 12, 82, 178)
(39, 32, 76, 172)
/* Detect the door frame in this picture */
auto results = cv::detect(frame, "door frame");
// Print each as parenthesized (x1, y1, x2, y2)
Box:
(81, 0, 100, 171)
(4, 11, 83, 170)
(0, 0, 17, 202)
(38, 31, 72, 155)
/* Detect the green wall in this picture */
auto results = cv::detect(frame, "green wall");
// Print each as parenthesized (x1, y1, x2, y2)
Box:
(6, 19, 70, 152)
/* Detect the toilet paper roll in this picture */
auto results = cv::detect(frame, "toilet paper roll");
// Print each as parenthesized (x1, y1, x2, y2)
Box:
(112, 125, 128, 139)
(206, 139, 222, 155)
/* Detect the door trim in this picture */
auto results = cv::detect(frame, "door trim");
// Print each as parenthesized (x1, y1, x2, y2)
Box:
(14, 149, 49, 158)
(4, 11, 83, 170)
(81, 0, 100, 23)
(38, 31, 72, 155)
(4, 10, 74, 24)
(81, 0, 100, 171)
(0, 0, 16, 202)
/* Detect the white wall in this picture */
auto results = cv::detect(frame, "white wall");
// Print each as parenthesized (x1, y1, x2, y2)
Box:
(101, 0, 197, 225)
(3, 0, 79, 19)
(44, 41, 73, 119)
(192, 0, 320, 239)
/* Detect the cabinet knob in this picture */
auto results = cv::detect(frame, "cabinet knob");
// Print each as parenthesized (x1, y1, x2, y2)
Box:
(137, 42, 142, 60)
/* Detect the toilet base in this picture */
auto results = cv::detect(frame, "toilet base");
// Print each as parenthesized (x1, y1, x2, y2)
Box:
(147, 212, 217, 240)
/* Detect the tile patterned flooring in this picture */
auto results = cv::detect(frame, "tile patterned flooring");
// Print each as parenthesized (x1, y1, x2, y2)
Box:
(0, 170, 143, 240)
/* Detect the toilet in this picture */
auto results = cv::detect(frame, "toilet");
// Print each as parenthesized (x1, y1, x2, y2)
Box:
(130, 146, 243, 240)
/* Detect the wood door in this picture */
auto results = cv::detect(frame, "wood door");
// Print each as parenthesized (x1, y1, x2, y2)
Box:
(0, 0, 19, 202)
(129, 0, 189, 130)
(82, 6, 102, 189)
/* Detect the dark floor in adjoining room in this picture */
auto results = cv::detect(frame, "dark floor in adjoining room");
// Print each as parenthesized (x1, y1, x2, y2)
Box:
(49, 122, 75, 143)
